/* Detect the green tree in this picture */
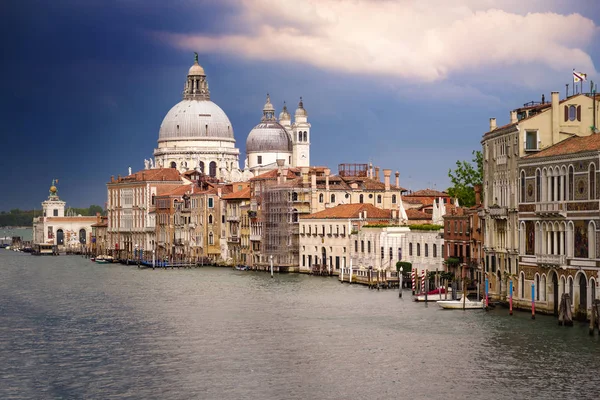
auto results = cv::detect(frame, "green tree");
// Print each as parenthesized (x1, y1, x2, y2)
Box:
(88, 205, 104, 216)
(447, 150, 483, 207)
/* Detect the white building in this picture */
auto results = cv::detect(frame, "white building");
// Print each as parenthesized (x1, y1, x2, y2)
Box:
(152, 53, 244, 181)
(402, 227, 445, 275)
(32, 181, 96, 251)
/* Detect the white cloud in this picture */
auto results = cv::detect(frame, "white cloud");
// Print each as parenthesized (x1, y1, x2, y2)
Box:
(160, 0, 598, 83)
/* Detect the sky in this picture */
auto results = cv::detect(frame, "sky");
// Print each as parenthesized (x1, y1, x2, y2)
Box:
(1, 0, 599, 211)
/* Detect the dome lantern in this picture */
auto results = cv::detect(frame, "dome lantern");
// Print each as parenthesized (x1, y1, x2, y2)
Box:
(183, 52, 210, 100)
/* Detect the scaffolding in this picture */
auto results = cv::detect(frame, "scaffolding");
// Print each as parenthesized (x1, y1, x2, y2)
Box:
(261, 184, 298, 269)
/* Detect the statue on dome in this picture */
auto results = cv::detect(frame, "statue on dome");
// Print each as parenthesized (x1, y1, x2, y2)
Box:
(144, 159, 149, 170)
(194, 52, 199, 63)
(149, 158, 154, 169)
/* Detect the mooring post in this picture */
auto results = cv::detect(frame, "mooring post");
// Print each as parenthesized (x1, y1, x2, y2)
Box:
(509, 279, 513, 316)
(589, 301, 596, 336)
(485, 277, 489, 311)
(399, 267, 403, 298)
(531, 283, 536, 320)
(270, 255, 273, 278)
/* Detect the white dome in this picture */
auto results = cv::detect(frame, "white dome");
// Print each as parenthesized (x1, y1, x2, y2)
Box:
(158, 99, 234, 142)
(188, 62, 205, 76)
(246, 122, 292, 153)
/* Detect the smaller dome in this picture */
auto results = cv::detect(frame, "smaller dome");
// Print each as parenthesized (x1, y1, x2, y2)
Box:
(188, 61, 205, 76)
(50, 186, 57, 194)
(295, 97, 307, 117)
(246, 122, 292, 153)
(279, 101, 290, 121)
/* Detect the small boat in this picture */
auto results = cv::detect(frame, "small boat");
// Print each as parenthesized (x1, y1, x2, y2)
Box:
(95, 255, 114, 264)
(437, 297, 485, 310)
(414, 287, 452, 302)
(234, 265, 249, 271)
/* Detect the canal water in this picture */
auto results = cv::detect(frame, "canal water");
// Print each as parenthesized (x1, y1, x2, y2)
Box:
(1, 251, 599, 400)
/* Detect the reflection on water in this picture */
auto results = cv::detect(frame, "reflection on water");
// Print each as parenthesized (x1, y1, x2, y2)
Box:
(1, 251, 599, 400)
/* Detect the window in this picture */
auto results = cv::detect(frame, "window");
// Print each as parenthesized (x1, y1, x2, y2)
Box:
(425, 244, 428, 257)
(257, 155, 263, 164)
(409, 243, 413, 256)
(590, 164, 596, 200)
(303, 131, 307, 141)
(331, 194, 336, 203)
(355, 240, 358, 252)
(292, 192, 298, 201)
(319, 193, 324, 203)
(361, 240, 364, 253)
(208, 215, 213, 224)
(389, 247, 393, 260)
(221, 215, 225, 224)
(170, 161, 177, 168)
(289, 156, 291, 164)
(433, 244, 437, 258)
(417, 243, 420, 257)
(377, 195, 382, 204)
(359, 194, 364, 203)
(535, 170, 541, 202)
(525, 131, 538, 151)
(568, 105, 577, 121)
(569, 165, 574, 200)
(367, 241, 371, 253)
(392, 194, 397, 204)
(208, 197, 214, 208)
(298, 132, 302, 141)
(53, 209, 58, 216)
(208, 232, 214, 245)
(199, 161, 205, 174)
(381, 247, 384, 259)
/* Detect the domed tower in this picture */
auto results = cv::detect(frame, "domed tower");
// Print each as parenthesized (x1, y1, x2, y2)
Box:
(292, 97, 311, 167)
(153, 53, 240, 178)
(246, 94, 293, 173)
(42, 179, 66, 218)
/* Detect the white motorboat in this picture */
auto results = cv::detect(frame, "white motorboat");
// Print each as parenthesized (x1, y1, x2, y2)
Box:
(414, 287, 452, 302)
(437, 297, 485, 310)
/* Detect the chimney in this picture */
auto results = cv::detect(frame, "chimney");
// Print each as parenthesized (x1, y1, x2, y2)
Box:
(395, 171, 400, 188)
(489, 118, 497, 132)
(301, 167, 309, 185)
(369, 162, 373, 178)
(541, 94, 545, 104)
(375, 167, 380, 181)
(551, 91, 559, 145)
(111, 175, 114, 183)
(474, 184, 482, 206)
(324, 168, 330, 191)
(363, 210, 367, 220)
(383, 169, 391, 191)
(218, 187, 222, 197)
(510, 111, 517, 124)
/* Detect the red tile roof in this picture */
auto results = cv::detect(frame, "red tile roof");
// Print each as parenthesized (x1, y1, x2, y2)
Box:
(408, 189, 449, 197)
(405, 209, 432, 220)
(222, 187, 251, 200)
(525, 133, 600, 159)
(112, 168, 183, 183)
(301, 203, 393, 220)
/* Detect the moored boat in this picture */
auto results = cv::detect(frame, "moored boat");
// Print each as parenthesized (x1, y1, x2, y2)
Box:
(437, 297, 485, 310)
(414, 287, 452, 302)
(95, 255, 114, 264)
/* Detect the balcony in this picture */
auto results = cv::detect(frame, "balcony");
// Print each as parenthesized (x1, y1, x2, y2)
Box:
(489, 207, 507, 219)
(535, 202, 566, 217)
(496, 155, 507, 165)
(250, 234, 262, 241)
(536, 254, 566, 266)
(227, 215, 240, 222)
(228, 236, 240, 243)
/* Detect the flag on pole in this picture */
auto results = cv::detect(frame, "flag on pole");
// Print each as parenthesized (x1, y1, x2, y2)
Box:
(573, 71, 587, 82)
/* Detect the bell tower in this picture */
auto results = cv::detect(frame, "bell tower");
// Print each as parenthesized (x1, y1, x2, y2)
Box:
(292, 97, 310, 167)
(42, 180, 66, 218)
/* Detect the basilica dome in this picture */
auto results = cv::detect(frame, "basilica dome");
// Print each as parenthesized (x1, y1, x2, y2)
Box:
(158, 100, 234, 142)
(246, 121, 292, 153)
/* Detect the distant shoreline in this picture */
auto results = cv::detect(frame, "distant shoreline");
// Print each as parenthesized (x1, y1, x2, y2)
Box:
(1, 226, 32, 230)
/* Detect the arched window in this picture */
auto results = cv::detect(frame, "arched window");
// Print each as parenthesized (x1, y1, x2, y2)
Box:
(409, 243, 413, 256)
(541, 274, 547, 301)
(298, 132, 302, 141)
(536, 274, 540, 301)
(209, 161, 217, 178)
(520, 171, 526, 202)
(568, 105, 577, 121)
(208, 215, 213, 224)
(331, 194, 336, 203)
(292, 192, 298, 201)
(303, 131, 307, 142)
(199, 161, 205, 174)
(535, 169, 541, 202)
(208, 232, 214, 245)
(520, 272, 525, 298)
(433, 244, 437, 258)
(377, 195, 382, 204)
(319, 193, 324, 203)
(392, 194, 397, 204)
(359, 194, 364, 203)
(170, 161, 177, 169)
(569, 165, 574, 200)
(417, 243, 420, 257)
(590, 164, 596, 200)
(79, 229, 86, 244)
(425, 244, 428, 257)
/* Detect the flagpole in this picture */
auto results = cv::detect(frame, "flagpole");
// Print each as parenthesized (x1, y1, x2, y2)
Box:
(573, 69, 575, 95)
